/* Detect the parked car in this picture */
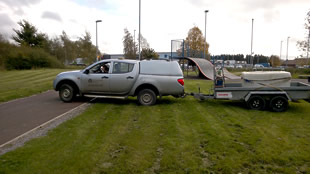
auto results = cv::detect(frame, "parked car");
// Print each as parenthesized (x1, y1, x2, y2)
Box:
(254, 64, 264, 68)
(235, 64, 243, 68)
(53, 59, 185, 105)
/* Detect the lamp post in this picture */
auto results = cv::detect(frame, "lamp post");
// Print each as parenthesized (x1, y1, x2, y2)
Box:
(278, 40, 283, 67)
(307, 28, 310, 64)
(204, 10, 209, 59)
(280, 40, 283, 59)
(96, 20, 102, 62)
(138, 0, 141, 60)
(250, 18, 254, 66)
(286, 36, 290, 68)
(134, 29, 136, 59)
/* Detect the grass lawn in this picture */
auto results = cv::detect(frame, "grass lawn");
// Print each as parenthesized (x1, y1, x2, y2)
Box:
(1, 77, 310, 173)
(0, 69, 78, 103)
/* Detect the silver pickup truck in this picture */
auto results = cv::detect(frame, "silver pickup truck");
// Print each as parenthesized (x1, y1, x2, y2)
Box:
(53, 59, 184, 105)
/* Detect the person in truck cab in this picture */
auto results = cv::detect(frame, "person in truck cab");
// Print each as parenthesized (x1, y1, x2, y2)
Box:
(100, 65, 109, 73)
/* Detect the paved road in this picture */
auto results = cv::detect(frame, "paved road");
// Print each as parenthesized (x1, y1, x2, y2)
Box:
(0, 91, 88, 145)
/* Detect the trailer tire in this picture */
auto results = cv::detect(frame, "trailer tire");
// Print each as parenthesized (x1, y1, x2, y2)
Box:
(247, 95, 266, 110)
(270, 96, 288, 112)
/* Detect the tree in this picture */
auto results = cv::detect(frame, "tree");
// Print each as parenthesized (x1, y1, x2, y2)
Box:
(123, 28, 137, 59)
(141, 48, 159, 59)
(60, 31, 77, 64)
(76, 31, 97, 64)
(269, 55, 281, 67)
(44, 36, 66, 63)
(12, 20, 47, 48)
(297, 10, 310, 59)
(139, 34, 149, 49)
(184, 26, 209, 59)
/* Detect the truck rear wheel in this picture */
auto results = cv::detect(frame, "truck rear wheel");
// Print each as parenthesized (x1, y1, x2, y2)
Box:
(59, 84, 75, 102)
(270, 96, 288, 112)
(138, 89, 157, 106)
(247, 95, 266, 110)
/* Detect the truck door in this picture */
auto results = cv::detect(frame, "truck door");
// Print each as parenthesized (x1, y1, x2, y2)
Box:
(109, 61, 137, 94)
(81, 62, 111, 94)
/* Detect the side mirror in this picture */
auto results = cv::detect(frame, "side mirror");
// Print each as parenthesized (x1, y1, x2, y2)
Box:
(84, 69, 89, 74)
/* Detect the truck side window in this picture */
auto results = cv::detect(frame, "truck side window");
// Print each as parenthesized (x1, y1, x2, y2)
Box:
(89, 62, 110, 74)
(113, 62, 134, 74)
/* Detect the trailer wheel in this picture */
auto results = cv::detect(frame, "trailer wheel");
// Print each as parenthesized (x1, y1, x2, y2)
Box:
(247, 95, 266, 110)
(270, 96, 288, 112)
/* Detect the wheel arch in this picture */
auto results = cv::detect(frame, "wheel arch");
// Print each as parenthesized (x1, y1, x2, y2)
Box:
(134, 84, 159, 96)
(56, 80, 80, 94)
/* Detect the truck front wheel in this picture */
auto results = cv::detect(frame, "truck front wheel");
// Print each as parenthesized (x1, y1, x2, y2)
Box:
(59, 84, 75, 102)
(247, 95, 266, 110)
(138, 89, 157, 106)
(270, 96, 288, 112)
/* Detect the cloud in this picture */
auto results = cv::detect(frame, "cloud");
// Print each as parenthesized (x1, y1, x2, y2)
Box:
(0, 13, 17, 39)
(41, 11, 62, 22)
(0, 13, 15, 28)
(0, 0, 41, 7)
(74, 0, 116, 11)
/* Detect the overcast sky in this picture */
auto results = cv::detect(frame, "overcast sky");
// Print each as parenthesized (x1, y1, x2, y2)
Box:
(0, 0, 309, 59)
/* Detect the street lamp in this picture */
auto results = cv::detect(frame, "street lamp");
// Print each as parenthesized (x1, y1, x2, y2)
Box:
(96, 20, 102, 62)
(138, 0, 141, 60)
(286, 36, 290, 68)
(250, 18, 254, 65)
(278, 40, 283, 67)
(307, 28, 310, 64)
(204, 10, 209, 59)
(134, 29, 136, 59)
(280, 40, 283, 59)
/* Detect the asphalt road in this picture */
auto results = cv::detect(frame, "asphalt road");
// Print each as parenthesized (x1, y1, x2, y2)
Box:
(0, 91, 88, 145)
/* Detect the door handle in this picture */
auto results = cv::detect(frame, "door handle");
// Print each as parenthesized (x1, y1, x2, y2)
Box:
(102, 76, 109, 79)
(127, 76, 134, 79)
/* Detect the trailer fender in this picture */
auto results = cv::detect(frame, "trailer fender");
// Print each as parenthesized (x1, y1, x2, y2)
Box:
(244, 91, 291, 102)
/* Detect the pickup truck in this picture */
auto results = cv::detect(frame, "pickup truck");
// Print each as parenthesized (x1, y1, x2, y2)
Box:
(53, 59, 185, 105)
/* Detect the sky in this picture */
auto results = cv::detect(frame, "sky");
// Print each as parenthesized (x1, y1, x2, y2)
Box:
(0, 0, 309, 60)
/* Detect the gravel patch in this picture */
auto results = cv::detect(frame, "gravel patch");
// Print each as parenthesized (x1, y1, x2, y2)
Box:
(0, 102, 91, 156)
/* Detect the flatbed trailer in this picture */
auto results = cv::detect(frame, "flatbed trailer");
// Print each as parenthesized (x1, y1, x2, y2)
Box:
(191, 79, 310, 112)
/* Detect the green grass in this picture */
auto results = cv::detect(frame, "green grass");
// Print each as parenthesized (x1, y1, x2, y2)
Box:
(0, 69, 78, 103)
(1, 78, 310, 173)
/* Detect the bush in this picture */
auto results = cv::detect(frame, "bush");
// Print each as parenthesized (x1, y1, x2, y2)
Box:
(0, 42, 15, 70)
(5, 46, 63, 70)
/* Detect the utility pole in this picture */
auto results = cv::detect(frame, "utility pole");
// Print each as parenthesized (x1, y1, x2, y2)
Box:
(280, 40, 283, 59)
(95, 20, 102, 62)
(278, 40, 283, 67)
(286, 36, 290, 68)
(204, 10, 209, 59)
(251, 18, 254, 66)
(138, 0, 141, 60)
(134, 29, 136, 59)
(307, 28, 310, 64)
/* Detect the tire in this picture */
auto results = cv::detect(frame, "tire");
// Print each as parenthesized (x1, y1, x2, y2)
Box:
(59, 84, 75, 102)
(247, 95, 266, 110)
(138, 89, 157, 106)
(270, 96, 288, 112)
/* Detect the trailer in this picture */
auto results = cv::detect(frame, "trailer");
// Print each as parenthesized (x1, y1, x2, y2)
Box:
(191, 69, 310, 112)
